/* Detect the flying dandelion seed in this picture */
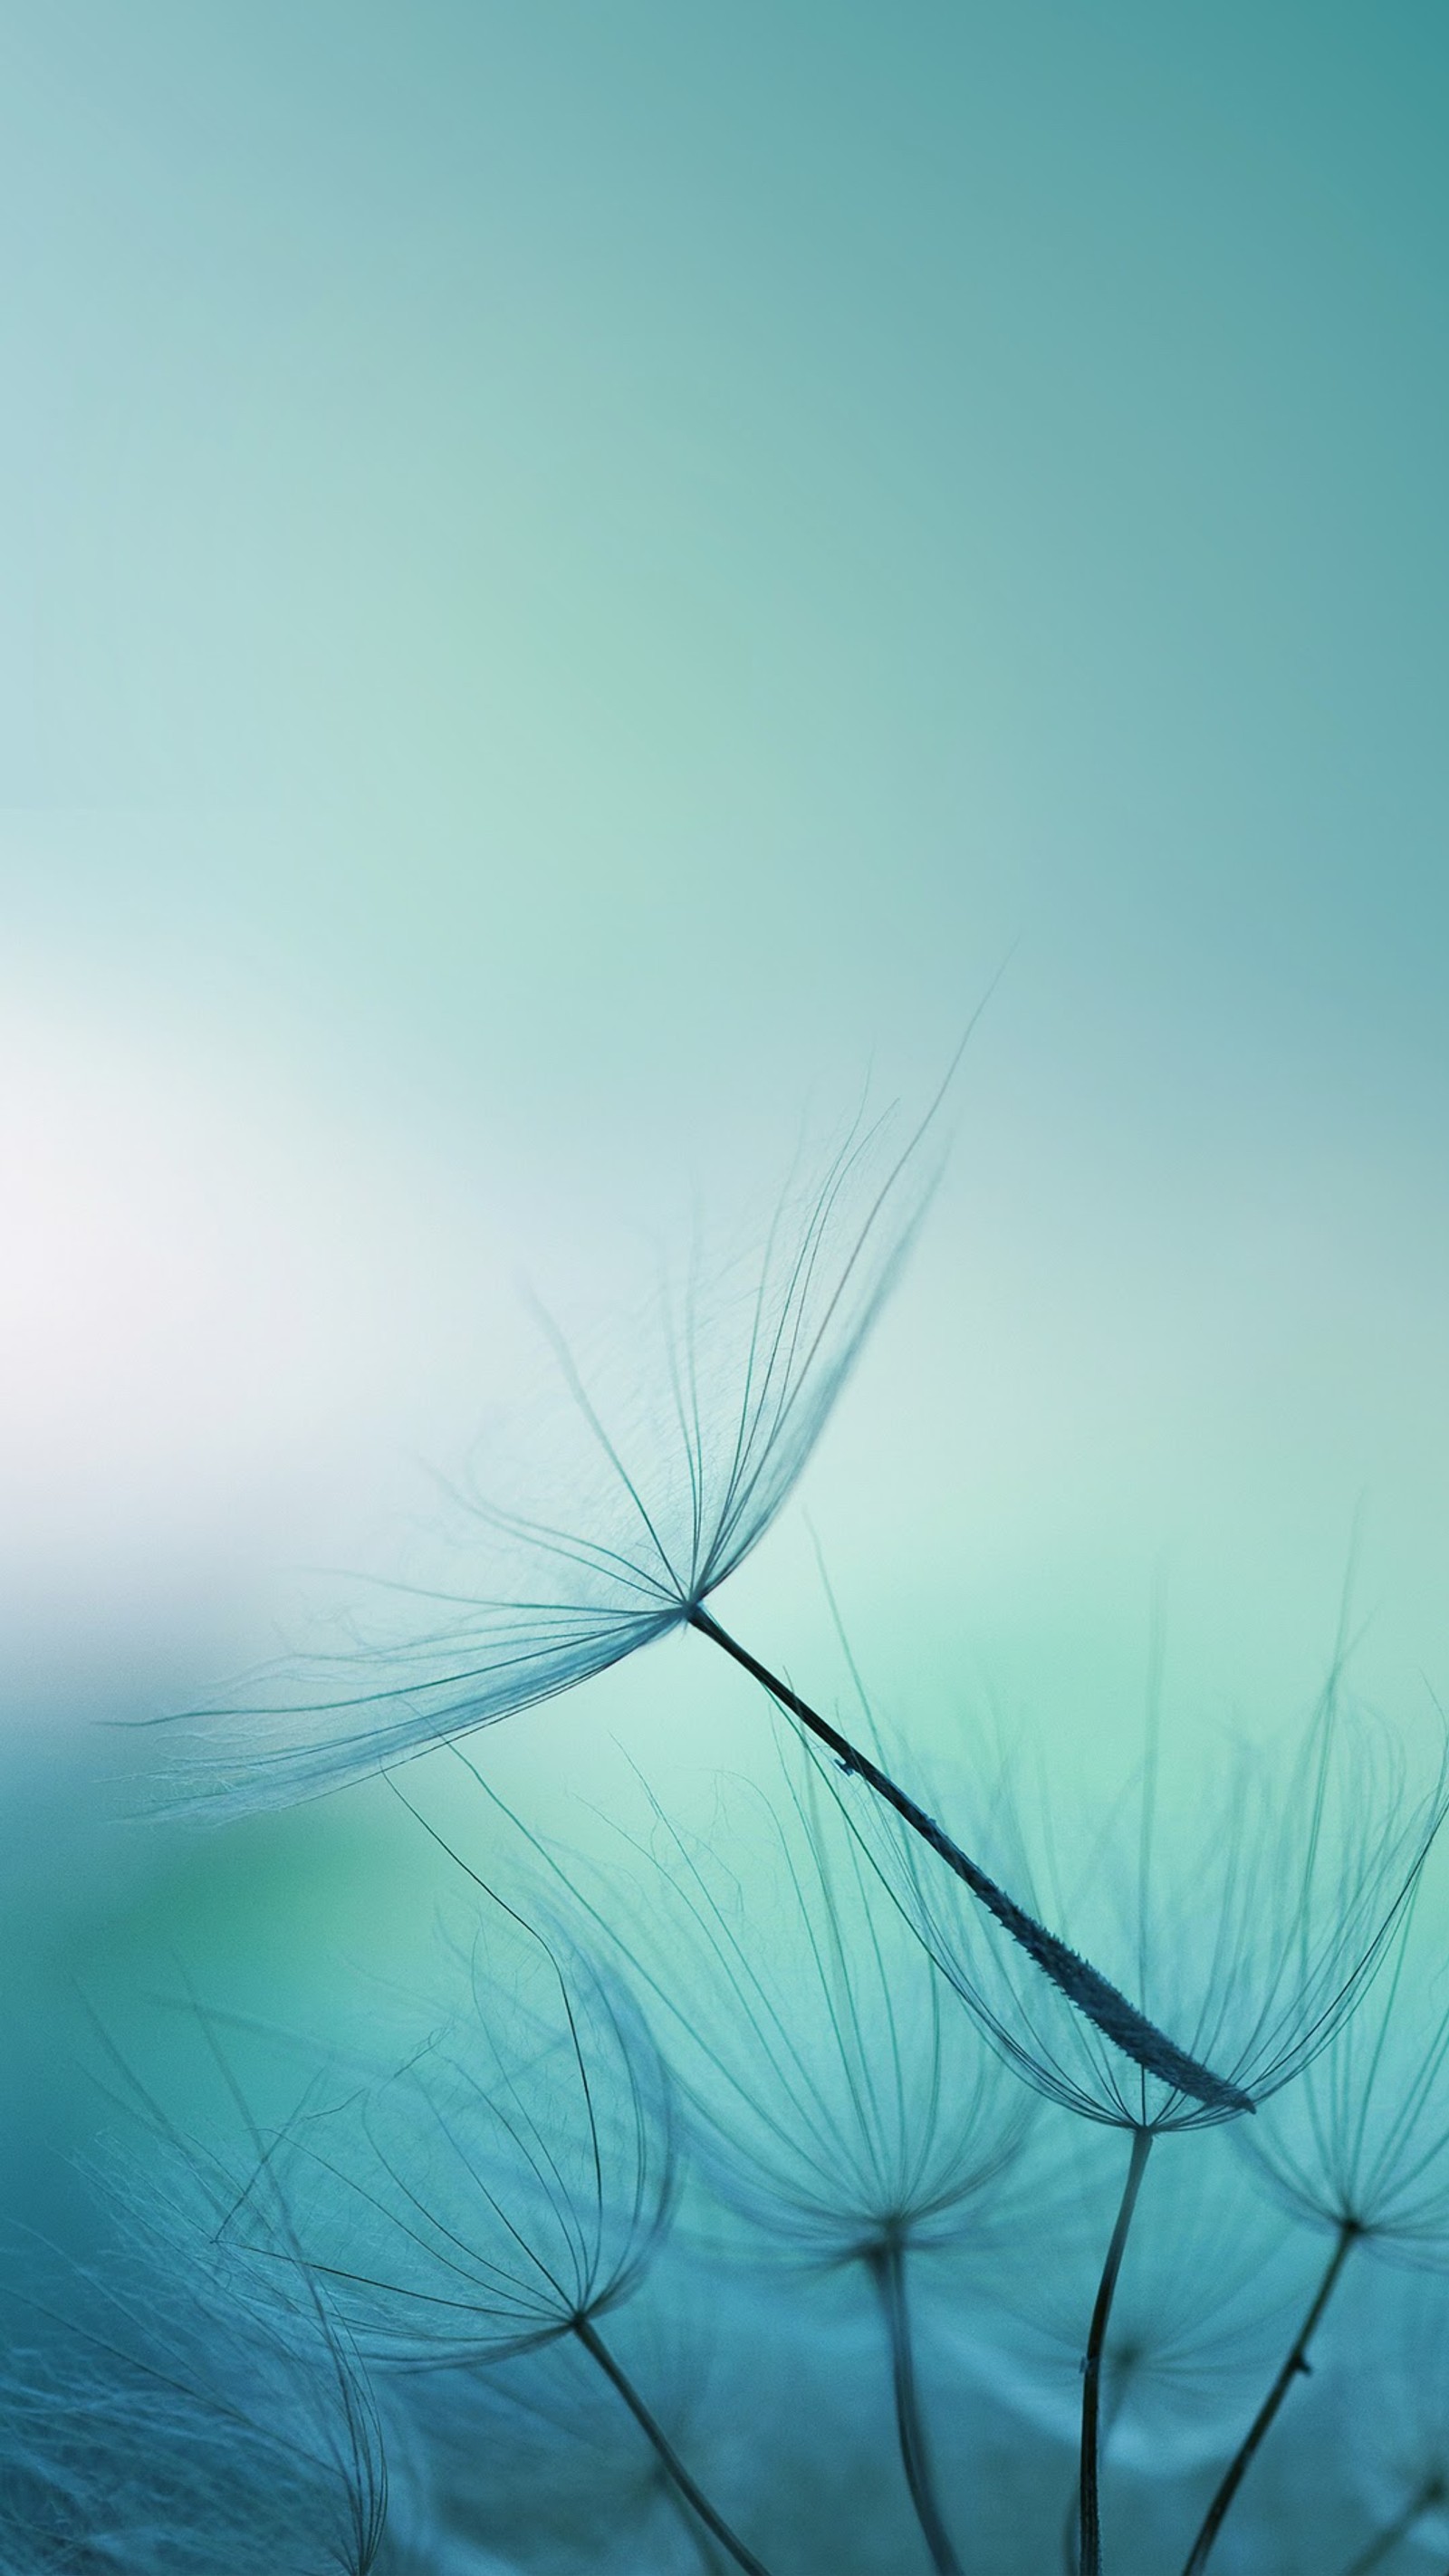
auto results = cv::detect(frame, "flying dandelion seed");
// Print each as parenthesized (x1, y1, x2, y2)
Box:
(168, 1054, 1254, 2123)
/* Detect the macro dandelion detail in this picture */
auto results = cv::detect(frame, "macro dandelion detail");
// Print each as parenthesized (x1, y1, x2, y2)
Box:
(1237, 1882, 1449, 2267)
(171, 1071, 1257, 2123)
(977, 2125, 1311, 2556)
(221, 1891, 774, 2576)
(16, 1056, 1448, 2574)
(859, 1666, 1448, 2141)
(229, 1913, 678, 2369)
(0, 2187, 389, 2576)
(517, 1746, 1033, 2575)
(1165, 1879, 1449, 2574)
(173, 1082, 957, 1808)
(842, 1647, 1449, 2573)
(13, 0, 1449, 2564)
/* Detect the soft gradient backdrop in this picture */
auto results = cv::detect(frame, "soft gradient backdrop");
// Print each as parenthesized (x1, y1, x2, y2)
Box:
(2, 2, 1446, 2223)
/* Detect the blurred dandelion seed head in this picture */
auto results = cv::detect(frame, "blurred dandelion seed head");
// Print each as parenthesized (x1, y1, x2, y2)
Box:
(171, 1086, 947, 1812)
(225, 1907, 679, 2369)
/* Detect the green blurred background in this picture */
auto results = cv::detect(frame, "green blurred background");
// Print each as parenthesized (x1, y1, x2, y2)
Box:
(2, 2, 1446, 2222)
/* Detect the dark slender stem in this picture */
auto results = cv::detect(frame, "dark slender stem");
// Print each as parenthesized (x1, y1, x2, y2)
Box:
(1335, 2488, 1440, 2576)
(1064, 2369, 1134, 2574)
(868, 2238, 964, 2576)
(1079, 2127, 1153, 2576)
(1180, 2223, 1357, 2576)
(689, 1607, 1254, 2118)
(572, 2313, 773, 2576)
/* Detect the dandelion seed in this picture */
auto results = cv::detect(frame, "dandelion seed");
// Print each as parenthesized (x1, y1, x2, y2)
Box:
(227, 1889, 772, 2576)
(1238, 1876, 1449, 2268)
(175, 1075, 955, 1809)
(171, 1054, 1254, 2123)
(509, 1745, 1031, 2576)
(1178, 1870, 1449, 2574)
(0, 2191, 388, 2575)
(593, 1753, 1030, 2273)
(856, 1643, 1448, 2138)
(849, 1647, 1448, 2576)
(242, 1930, 676, 2367)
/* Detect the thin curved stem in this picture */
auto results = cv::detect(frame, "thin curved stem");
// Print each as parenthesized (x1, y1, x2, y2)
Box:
(868, 2238, 964, 2576)
(689, 1609, 1253, 2119)
(572, 2313, 774, 2576)
(1080, 2126, 1153, 2576)
(1180, 2222, 1357, 2576)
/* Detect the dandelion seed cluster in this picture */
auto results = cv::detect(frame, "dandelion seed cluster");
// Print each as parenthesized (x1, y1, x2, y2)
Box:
(10, 1081, 1449, 2576)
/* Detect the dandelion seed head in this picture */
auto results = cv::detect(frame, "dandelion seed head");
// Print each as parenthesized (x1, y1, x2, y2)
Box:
(161, 1078, 950, 1814)
(546, 1747, 1032, 2274)
(854, 1668, 1449, 2137)
(226, 1907, 678, 2369)
(1239, 1875, 1449, 2264)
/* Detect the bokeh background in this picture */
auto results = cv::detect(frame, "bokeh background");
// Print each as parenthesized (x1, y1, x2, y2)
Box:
(3, 1, 1447, 2261)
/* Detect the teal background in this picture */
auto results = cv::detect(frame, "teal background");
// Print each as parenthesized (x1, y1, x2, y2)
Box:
(2, 4, 1447, 2202)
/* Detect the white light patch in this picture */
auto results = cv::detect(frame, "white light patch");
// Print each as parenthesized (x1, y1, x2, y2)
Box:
(0, 984, 518, 1695)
